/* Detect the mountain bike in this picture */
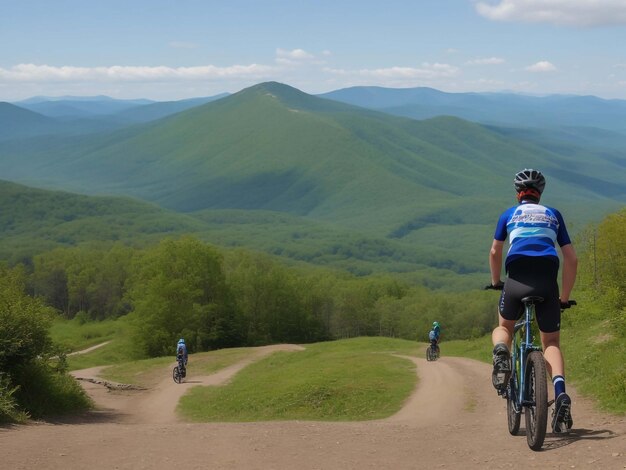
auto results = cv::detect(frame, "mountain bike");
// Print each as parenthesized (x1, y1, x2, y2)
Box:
(172, 356, 186, 384)
(426, 340, 440, 361)
(486, 284, 575, 450)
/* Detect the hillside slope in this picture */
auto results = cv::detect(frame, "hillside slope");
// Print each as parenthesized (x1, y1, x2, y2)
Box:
(1, 83, 623, 231)
(319, 85, 626, 132)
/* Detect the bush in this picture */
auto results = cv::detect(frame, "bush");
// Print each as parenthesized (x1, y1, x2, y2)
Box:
(11, 361, 92, 418)
(0, 264, 92, 419)
(0, 373, 28, 423)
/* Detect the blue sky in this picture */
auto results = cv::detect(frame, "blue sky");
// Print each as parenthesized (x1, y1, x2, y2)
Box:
(2, 0, 626, 100)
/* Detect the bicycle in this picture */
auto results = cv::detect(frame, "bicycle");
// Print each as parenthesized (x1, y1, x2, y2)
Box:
(426, 340, 440, 361)
(172, 356, 186, 384)
(486, 284, 575, 450)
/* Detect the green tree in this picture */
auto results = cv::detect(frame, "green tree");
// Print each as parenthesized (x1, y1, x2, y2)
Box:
(129, 237, 238, 357)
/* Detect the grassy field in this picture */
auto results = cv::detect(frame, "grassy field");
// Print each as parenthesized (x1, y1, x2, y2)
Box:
(98, 347, 257, 387)
(178, 337, 420, 422)
(53, 300, 624, 420)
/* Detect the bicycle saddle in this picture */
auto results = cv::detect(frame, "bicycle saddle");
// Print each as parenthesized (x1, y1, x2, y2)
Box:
(521, 296, 544, 304)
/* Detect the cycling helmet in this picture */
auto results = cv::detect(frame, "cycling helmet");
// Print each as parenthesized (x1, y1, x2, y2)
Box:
(514, 169, 546, 194)
(178, 338, 185, 344)
(433, 321, 439, 327)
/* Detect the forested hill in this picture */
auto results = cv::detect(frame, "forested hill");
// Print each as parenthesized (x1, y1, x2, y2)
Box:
(0, 180, 209, 261)
(0, 102, 63, 140)
(1, 82, 623, 235)
(319, 85, 626, 132)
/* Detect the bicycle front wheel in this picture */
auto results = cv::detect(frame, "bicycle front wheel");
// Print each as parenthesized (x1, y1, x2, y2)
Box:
(507, 375, 521, 435)
(173, 366, 182, 384)
(525, 351, 548, 451)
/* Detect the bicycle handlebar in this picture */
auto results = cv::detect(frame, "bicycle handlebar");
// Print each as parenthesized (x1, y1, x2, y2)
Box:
(560, 300, 577, 309)
(484, 282, 504, 291)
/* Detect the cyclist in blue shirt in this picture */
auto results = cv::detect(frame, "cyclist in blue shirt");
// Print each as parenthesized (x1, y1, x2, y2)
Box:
(428, 321, 441, 354)
(176, 338, 188, 376)
(488, 169, 578, 433)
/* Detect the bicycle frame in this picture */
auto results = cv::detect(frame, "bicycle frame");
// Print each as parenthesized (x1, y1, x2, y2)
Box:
(509, 298, 542, 411)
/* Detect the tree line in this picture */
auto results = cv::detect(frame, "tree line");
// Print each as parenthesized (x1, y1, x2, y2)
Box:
(3, 206, 622, 421)
(21, 237, 495, 357)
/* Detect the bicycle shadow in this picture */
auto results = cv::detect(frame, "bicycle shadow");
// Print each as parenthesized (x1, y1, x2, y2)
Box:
(541, 427, 619, 450)
(512, 426, 618, 451)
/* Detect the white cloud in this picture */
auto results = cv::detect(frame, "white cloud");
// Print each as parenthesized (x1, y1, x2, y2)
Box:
(275, 48, 315, 64)
(326, 63, 459, 80)
(0, 63, 275, 82)
(466, 57, 506, 65)
(525, 61, 557, 72)
(475, 0, 626, 27)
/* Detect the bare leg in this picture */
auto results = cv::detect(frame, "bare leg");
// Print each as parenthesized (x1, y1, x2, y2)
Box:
(492, 313, 516, 350)
(541, 330, 564, 378)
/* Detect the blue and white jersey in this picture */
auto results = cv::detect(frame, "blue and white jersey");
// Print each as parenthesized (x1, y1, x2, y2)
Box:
(176, 341, 188, 363)
(494, 202, 571, 268)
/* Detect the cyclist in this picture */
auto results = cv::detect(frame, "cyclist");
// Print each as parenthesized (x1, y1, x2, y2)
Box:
(176, 338, 188, 377)
(488, 169, 577, 433)
(428, 321, 441, 355)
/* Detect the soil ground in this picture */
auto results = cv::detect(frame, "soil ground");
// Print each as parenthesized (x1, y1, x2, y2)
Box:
(1, 345, 624, 469)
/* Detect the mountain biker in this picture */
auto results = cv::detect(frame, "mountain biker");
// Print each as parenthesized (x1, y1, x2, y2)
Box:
(488, 169, 577, 433)
(176, 338, 188, 376)
(428, 321, 441, 354)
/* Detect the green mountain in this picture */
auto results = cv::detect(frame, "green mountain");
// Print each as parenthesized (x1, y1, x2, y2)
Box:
(319, 86, 626, 133)
(0, 179, 208, 260)
(1, 82, 624, 277)
(0, 102, 64, 140)
(15, 96, 155, 117)
(113, 94, 230, 123)
(0, 180, 485, 286)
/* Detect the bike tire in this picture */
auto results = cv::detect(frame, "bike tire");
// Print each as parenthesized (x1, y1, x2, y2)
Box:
(525, 351, 548, 451)
(507, 390, 521, 435)
(426, 348, 431, 361)
(173, 366, 182, 384)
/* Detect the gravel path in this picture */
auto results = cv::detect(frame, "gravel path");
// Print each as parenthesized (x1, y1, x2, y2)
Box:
(1, 346, 624, 469)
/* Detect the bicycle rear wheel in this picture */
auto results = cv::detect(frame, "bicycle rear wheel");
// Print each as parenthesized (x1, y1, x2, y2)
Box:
(525, 351, 548, 450)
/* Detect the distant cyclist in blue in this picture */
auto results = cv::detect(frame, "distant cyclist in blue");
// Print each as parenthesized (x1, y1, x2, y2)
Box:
(176, 338, 188, 375)
(428, 321, 441, 353)
(488, 169, 578, 433)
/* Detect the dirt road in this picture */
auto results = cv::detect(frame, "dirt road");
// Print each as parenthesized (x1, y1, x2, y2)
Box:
(1, 347, 624, 469)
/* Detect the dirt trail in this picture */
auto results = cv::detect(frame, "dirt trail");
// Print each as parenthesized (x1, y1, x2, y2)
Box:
(67, 341, 112, 356)
(1, 348, 624, 470)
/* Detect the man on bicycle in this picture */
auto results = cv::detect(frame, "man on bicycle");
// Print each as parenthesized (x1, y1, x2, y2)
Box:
(488, 169, 578, 433)
(429, 321, 441, 355)
(177, 338, 188, 377)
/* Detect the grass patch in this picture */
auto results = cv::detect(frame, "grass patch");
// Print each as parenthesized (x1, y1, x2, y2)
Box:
(189, 347, 257, 375)
(560, 294, 626, 414)
(98, 347, 256, 387)
(49, 315, 125, 352)
(179, 337, 420, 422)
(444, 335, 492, 364)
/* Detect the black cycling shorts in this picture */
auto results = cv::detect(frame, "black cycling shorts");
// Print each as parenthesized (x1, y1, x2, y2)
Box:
(499, 257, 561, 333)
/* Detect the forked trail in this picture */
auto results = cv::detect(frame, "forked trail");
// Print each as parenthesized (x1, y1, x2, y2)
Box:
(1, 346, 624, 469)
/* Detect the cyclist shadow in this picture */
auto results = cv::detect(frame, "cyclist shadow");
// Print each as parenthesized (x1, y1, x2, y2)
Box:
(540, 427, 619, 450)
